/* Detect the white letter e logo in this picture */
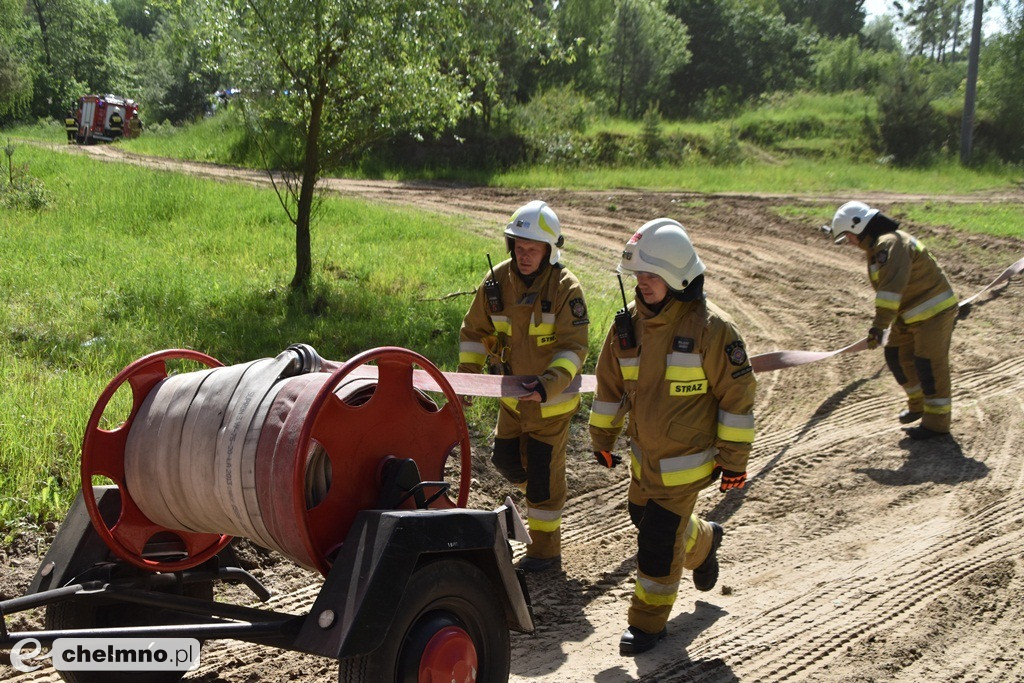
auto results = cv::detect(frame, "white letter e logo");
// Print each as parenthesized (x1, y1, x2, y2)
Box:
(10, 637, 47, 672)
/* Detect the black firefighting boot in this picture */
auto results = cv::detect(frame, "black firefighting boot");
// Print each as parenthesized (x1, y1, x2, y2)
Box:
(899, 409, 923, 424)
(905, 425, 948, 440)
(619, 626, 667, 656)
(517, 555, 561, 573)
(692, 522, 724, 592)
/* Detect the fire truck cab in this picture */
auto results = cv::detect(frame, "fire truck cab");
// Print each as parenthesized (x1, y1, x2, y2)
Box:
(74, 94, 141, 144)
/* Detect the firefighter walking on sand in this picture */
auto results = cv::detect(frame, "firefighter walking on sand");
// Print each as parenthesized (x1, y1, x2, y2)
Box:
(458, 200, 589, 572)
(589, 218, 756, 655)
(825, 201, 957, 440)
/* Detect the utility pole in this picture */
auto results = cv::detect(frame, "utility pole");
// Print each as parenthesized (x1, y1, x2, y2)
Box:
(960, 0, 985, 165)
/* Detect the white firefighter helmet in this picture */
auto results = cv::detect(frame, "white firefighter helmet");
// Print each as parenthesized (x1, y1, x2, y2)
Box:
(504, 200, 564, 265)
(617, 218, 705, 290)
(827, 200, 879, 244)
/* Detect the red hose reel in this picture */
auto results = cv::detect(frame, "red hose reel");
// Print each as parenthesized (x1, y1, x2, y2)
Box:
(81, 346, 471, 575)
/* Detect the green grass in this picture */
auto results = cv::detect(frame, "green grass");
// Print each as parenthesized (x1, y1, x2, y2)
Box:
(774, 202, 1024, 240)
(120, 109, 266, 167)
(490, 158, 1020, 195)
(2, 144, 612, 535)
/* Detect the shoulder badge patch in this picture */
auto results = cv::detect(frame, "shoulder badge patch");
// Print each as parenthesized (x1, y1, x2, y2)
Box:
(673, 336, 694, 353)
(570, 298, 587, 319)
(725, 340, 747, 366)
(875, 249, 888, 265)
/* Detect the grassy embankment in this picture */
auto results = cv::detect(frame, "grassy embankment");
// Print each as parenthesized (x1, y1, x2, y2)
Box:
(0, 144, 623, 538)
(10, 91, 1022, 198)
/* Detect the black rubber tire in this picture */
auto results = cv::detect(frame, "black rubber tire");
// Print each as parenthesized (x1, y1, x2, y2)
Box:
(338, 559, 510, 683)
(44, 581, 213, 683)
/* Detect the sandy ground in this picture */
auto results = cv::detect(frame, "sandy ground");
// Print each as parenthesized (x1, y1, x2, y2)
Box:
(3, 144, 1024, 682)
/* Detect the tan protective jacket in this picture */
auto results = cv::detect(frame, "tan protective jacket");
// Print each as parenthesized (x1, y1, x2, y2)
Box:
(589, 296, 756, 499)
(867, 230, 957, 330)
(459, 258, 589, 428)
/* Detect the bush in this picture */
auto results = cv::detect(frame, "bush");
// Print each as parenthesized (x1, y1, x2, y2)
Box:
(511, 85, 601, 167)
(639, 104, 663, 161)
(876, 61, 944, 166)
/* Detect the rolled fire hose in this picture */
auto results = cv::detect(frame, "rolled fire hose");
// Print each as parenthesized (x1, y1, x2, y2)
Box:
(82, 346, 471, 575)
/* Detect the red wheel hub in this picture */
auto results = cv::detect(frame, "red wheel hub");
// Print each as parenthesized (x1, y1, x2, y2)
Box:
(294, 346, 472, 574)
(418, 625, 478, 683)
(80, 349, 231, 572)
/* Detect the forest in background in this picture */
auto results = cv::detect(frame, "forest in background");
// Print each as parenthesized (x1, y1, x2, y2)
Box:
(2, 0, 1024, 171)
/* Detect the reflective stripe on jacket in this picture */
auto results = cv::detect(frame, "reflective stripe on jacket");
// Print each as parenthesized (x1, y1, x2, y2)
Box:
(868, 230, 957, 329)
(459, 258, 589, 427)
(589, 295, 757, 498)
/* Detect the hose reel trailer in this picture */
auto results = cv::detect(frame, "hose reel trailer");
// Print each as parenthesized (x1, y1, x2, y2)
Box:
(1, 344, 533, 683)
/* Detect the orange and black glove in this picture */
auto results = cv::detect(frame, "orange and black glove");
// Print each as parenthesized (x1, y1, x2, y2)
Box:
(866, 327, 884, 350)
(713, 466, 746, 492)
(594, 450, 621, 468)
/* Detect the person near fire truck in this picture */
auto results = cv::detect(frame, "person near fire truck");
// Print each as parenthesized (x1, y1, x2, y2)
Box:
(108, 111, 124, 138)
(64, 109, 78, 143)
(823, 200, 958, 440)
(589, 218, 756, 655)
(458, 200, 589, 573)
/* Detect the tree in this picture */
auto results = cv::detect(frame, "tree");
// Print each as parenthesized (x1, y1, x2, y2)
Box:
(979, 0, 1024, 161)
(455, 0, 556, 129)
(665, 0, 812, 116)
(599, 0, 690, 118)
(894, 0, 972, 60)
(778, 0, 867, 37)
(215, 0, 471, 291)
(550, 0, 617, 94)
(862, 14, 903, 52)
(137, 7, 222, 124)
(0, 0, 31, 121)
(23, 0, 132, 118)
(959, 0, 984, 163)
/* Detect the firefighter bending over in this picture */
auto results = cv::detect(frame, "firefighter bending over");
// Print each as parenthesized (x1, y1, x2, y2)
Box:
(458, 200, 589, 573)
(589, 219, 756, 655)
(825, 201, 957, 440)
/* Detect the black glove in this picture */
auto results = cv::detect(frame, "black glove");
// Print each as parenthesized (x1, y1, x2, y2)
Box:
(866, 327, 884, 350)
(713, 466, 746, 492)
(520, 376, 547, 402)
(594, 450, 622, 468)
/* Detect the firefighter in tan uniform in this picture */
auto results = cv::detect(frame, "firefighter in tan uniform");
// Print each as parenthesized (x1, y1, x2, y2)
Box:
(827, 201, 957, 439)
(589, 219, 756, 655)
(459, 200, 589, 572)
(64, 110, 78, 143)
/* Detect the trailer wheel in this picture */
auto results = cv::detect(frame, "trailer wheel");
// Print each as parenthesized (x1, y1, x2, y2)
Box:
(44, 581, 213, 683)
(338, 559, 510, 683)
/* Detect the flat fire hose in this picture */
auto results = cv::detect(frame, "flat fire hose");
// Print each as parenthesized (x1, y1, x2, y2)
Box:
(361, 256, 1023, 398)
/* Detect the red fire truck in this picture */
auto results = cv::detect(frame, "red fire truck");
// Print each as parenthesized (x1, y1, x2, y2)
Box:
(72, 94, 142, 143)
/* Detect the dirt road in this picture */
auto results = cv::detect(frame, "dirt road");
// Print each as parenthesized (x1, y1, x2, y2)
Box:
(8, 145, 1024, 682)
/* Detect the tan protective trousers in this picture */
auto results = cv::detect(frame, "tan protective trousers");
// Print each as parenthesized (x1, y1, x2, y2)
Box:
(886, 306, 956, 433)
(494, 405, 570, 559)
(626, 485, 715, 634)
